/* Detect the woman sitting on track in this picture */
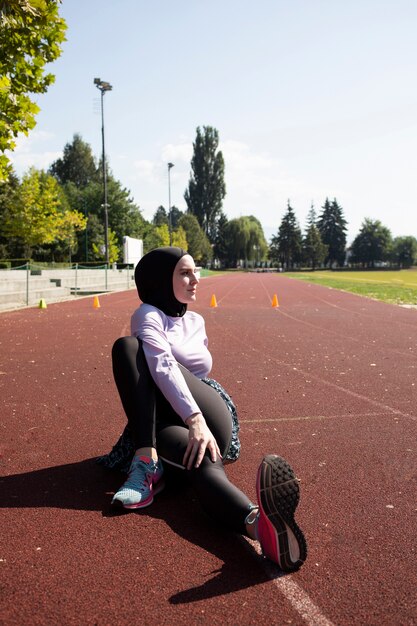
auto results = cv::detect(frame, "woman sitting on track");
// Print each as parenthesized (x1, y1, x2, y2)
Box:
(98, 246, 307, 573)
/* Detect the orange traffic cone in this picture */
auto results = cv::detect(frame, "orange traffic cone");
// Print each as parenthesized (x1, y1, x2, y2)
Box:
(38, 298, 47, 309)
(271, 294, 279, 308)
(93, 295, 101, 309)
(210, 294, 218, 308)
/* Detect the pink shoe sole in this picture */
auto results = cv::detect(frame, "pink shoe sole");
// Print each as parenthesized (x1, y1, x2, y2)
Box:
(256, 455, 307, 572)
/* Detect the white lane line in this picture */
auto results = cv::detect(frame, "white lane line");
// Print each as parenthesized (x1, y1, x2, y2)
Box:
(242, 537, 335, 626)
(210, 314, 417, 423)
(240, 412, 393, 423)
(277, 307, 417, 362)
(257, 274, 417, 360)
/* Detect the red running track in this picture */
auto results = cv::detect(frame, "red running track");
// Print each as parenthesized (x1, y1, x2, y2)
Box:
(1, 273, 416, 625)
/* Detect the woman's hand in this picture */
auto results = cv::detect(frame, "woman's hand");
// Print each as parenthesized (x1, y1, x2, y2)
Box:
(183, 413, 221, 470)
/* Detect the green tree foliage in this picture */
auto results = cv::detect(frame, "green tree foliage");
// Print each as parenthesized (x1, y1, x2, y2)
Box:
(77, 175, 145, 262)
(142, 222, 188, 253)
(49, 133, 98, 187)
(171, 225, 188, 250)
(350, 218, 392, 267)
(246, 215, 268, 264)
(225, 218, 246, 266)
(142, 222, 165, 253)
(49, 136, 146, 262)
(269, 201, 302, 269)
(302, 204, 327, 269)
(0, 168, 22, 257)
(303, 224, 328, 270)
(212, 211, 229, 267)
(104, 174, 145, 246)
(152, 206, 168, 226)
(224, 215, 268, 267)
(184, 126, 226, 240)
(0, 0, 67, 180)
(317, 198, 348, 267)
(170, 206, 183, 230)
(0, 167, 85, 257)
(306, 203, 317, 228)
(91, 227, 119, 264)
(178, 213, 212, 263)
(391, 236, 417, 268)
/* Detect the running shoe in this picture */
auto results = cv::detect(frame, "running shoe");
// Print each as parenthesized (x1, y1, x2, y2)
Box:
(256, 454, 307, 572)
(111, 455, 164, 510)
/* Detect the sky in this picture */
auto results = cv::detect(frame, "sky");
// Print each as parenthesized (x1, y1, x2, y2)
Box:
(8, 0, 417, 244)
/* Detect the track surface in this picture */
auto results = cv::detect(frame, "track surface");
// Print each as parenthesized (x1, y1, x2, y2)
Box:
(1, 273, 416, 625)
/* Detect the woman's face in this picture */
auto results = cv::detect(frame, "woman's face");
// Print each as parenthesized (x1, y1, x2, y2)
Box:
(172, 254, 200, 304)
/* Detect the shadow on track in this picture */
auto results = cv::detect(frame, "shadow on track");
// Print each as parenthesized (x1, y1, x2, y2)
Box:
(124, 483, 277, 604)
(0, 458, 121, 511)
(1, 458, 278, 602)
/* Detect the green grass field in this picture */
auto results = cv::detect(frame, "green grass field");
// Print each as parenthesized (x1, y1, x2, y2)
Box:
(284, 269, 417, 305)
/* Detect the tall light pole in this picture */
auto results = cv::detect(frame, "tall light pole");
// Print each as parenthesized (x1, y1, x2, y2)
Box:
(167, 162, 174, 246)
(94, 77, 112, 265)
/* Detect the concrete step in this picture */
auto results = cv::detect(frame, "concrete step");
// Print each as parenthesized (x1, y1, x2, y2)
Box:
(0, 268, 136, 312)
(0, 286, 70, 305)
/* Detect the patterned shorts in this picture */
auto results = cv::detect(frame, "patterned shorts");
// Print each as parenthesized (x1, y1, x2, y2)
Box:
(96, 377, 241, 473)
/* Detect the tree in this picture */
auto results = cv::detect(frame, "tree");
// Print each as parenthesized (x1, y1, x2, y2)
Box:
(51, 137, 146, 261)
(0, 167, 85, 258)
(213, 211, 229, 267)
(57, 209, 87, 262)
(152, 206, 168, 226)
(0, 0, 67, 180)
(224, 218, 248, 267)
(245, 216, 268, 265)
(104, 173, 145, 247)
(306, 203, 317, 228)
(171, 225, 188, 250)
(91, 227, 119, 264)
(178, 213, 211, 263)
(391, 236, 417, 268)
(77, 213, 103, 263)
(170, 206, 183, 230)
(350, 218, 392, 268)
(303, 223, 328, 270)
(302, 203, 327, 269)
(49, 134, 98, 187)
(184, 126, 226, 240)
(269, 201, 302, 269)
(317, 198, 348, 267)
(0, 168, 22, 258)
(222, 215, 268, 267)
(150, 224, 170, 248)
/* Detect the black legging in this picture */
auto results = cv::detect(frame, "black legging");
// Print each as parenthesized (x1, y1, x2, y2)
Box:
(112, 336, 255, 535)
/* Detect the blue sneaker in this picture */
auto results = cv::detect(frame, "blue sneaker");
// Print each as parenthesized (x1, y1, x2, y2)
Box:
(111, 455, 164, 509)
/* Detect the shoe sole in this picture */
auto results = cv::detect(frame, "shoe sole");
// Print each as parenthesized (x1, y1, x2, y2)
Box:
(256, 454, 307, 572)
(112, 478, 165, 511)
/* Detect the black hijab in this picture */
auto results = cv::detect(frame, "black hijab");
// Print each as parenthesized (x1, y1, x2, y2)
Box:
(134, 246, 188, 317)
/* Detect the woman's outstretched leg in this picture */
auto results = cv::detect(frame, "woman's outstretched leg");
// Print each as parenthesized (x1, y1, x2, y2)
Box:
(152, 366, 253, 533)
(155, 368, 307, 572)
(158, 423, 307, 572)
(156, 423, 255, 535)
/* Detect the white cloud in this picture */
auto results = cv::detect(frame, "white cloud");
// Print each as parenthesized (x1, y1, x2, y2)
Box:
(161, 142, 192, 164)
(132, 159, 159, 184)
(6, 131, 61, 173)
(129, 138, 328, 234)
(220, 140, 312, 228)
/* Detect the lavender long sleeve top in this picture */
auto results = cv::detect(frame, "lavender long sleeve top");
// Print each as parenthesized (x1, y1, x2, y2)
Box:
(130, 303, 213, 421)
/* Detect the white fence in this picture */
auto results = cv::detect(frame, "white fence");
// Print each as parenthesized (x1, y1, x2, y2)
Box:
(0, 263, 136, 310)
